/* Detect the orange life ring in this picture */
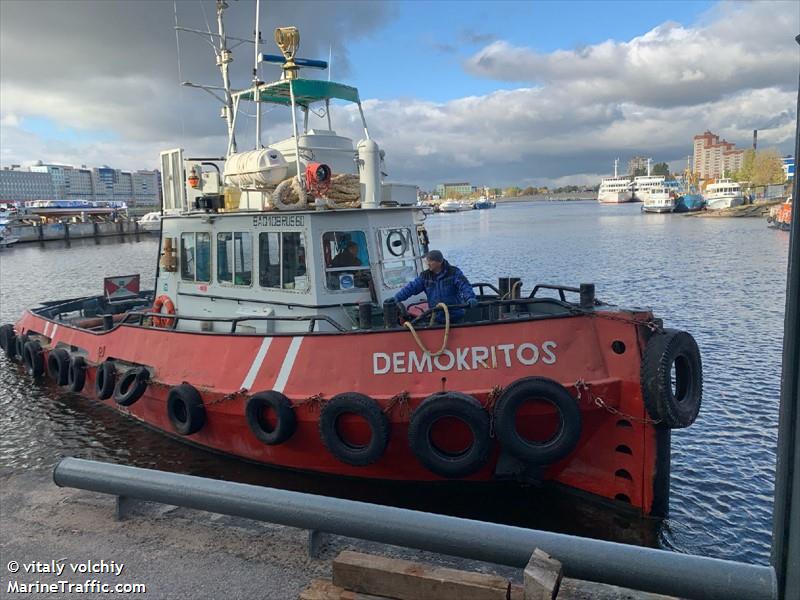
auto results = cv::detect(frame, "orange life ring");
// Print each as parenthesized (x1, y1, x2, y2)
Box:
(152, 295, 176, 328)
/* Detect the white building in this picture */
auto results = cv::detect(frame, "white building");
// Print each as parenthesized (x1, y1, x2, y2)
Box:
(0, 167, 56, 202)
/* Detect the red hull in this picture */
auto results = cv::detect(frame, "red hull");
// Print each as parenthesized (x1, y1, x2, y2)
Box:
(14, 308, 669, 516)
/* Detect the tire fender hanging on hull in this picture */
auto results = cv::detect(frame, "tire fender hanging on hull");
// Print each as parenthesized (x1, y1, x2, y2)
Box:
(408, 391, 491, 478)
(319, 393, 389, 466)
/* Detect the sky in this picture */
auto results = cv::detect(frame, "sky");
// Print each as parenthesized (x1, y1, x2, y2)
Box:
(0, 0, 797, 188)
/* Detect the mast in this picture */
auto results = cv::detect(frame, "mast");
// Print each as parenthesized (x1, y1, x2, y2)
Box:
(253, 0, 262, 149)
(613, 158, 618, 178)
(647, 157, 652, 177)
(216, 0, 236, 155)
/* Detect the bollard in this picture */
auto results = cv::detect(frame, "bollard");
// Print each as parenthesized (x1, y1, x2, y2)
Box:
(579, 283, 595, 309)
(383, 298, 399, 329)
(358, 302, 373, 330)
(102, 315, 114, 331)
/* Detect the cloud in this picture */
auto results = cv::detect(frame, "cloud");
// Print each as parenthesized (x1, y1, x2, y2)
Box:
(0, 0, 390, 165)
(0, 0, 796, 188)
(463, 2, 798, 109)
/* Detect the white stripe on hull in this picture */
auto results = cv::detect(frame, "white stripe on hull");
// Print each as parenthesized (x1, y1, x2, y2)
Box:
(240, 337, 273, 390)
(274, 337, 303, 393)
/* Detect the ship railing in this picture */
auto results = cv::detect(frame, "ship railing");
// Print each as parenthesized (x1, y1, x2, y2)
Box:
(123, 310, 348, 333)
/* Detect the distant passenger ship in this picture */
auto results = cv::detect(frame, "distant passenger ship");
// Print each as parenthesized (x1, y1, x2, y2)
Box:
(597, 159, 633, 204)
(704, 177, 744, 210)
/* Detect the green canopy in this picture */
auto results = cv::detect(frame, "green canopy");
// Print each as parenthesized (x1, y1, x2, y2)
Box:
(237, 79, 360, 107)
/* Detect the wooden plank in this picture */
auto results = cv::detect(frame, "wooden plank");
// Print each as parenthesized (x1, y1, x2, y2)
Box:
(557, 578, 680, 600)
(332, 551, 511, 600)
(298, 579, 390, 600)
(524, 549, 562, 600)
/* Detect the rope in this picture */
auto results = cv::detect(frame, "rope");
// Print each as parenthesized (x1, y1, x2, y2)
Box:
(500, 280, 523, 300)
(403, 303, 450, 357)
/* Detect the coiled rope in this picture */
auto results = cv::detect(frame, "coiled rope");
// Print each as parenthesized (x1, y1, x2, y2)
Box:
(403, 302, 450, 357)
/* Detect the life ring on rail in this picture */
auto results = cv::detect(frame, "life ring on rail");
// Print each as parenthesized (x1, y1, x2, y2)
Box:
(22, 340, 45, 378)
(493, 377, 582, 465)
(641, 329, 702, 428)
(319, 392, 389, 466)
(114, 366, 150, 407)
(46, 348, 71, 386)
(67, 356, 87, 393)
(0, 324, 17, 360)
(167, 384, 206, 435)
(95, 361, 117, 400)
(151, 295, 176, 329)
(246, 391, 297, 445)
(408, 391, 490, 478)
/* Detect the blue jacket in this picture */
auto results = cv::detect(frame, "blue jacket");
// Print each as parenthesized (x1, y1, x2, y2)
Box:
(394, 261, 476, 321)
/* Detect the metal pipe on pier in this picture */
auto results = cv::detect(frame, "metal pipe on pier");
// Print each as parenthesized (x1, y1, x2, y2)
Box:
(53, 457, 776, 600)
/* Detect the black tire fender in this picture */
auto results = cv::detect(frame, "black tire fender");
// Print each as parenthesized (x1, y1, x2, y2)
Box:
(319, 392, 389, 466)
(167, 384, 206, 435)
(0, 324, 16, 360)
(246, 391, 297, 445)
(15, 334, 29, 365)
(95, 361, 116, 400)
(494, 377, 582, 465)
(114, 367, 150, 406)
(22, 340, 44, 378)
(68, 356, 87, 392)
(47, 348, 71, 385)
(408, 391, 491, 478)
(641, 329, 703, 428)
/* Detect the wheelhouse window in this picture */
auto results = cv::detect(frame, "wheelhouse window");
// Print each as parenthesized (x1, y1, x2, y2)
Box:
(217, 232, 252, 286)
(378, 227, 419, 289)
(322, 230, 371, 291)
(259, 232, 308, 290)
(180, 232, 211, 283)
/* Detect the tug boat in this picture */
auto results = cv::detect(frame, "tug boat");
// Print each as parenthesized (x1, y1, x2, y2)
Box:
(0, 8, 703, 519)
(767, 196, 793, 231)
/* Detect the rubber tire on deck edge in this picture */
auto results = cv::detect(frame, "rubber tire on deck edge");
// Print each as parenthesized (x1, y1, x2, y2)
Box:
(68, 356, 87, 392)
(0, 325, 16, 360)
(641, 329, 703, 428)
(493, 377, 582, 465)
(95, 361, 117, 400)
(246, 391, 297, 445)
(114, 367, 150, 407)
(319, 392, 389, 466)
(47, 348, 71, 385)
(167, 384, 206, 436)
(22, 341, 44, 378)
(408, 391, 490, 478)
(15, 335, 28, 364)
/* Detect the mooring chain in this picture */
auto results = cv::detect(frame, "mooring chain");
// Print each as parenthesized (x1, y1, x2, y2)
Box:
(292, 393, 326, 412)
(206, 388, 247, 406)
(483, 385, 504, 438)
(588, 312, 663, 333)
(574, 379, 661, 425)
(383, 391, 411, 417)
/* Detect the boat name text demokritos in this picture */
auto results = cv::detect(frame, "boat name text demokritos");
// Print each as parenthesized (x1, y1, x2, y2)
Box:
(372, 341, 558, 375)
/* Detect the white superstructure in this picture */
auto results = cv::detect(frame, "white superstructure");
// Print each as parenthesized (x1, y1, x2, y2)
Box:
(704, 177, 744, 210)
(642, 180, 678, 213)
(597, 159, 633, 204)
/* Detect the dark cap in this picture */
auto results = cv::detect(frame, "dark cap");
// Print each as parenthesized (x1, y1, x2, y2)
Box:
(424, 249, 444, 262)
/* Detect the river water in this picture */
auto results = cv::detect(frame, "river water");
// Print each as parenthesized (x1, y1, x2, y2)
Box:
(0, 201, 789, 566)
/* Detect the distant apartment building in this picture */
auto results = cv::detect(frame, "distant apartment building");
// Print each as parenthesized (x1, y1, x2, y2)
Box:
(435, 182, 472, 198)
(692, 131, 745, 180)
(0, 167, 56, 202)
(0, 162, 160, 206)
(627, 156, 649, 175)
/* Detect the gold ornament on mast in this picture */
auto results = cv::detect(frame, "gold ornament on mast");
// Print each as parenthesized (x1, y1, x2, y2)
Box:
(274, 27, 300, 79)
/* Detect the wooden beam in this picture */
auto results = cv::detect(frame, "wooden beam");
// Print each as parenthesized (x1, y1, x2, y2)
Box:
(332, 551, 511, 600)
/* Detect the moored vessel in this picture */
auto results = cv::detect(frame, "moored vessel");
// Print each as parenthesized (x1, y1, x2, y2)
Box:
(767, 196, 792, 230)
(1, 7, 704, 519)
(703, 177, 744, 210)
(597, 159, 633, 204)
(137, 211, 162, 232)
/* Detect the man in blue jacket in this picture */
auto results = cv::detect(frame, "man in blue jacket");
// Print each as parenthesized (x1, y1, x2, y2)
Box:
(393, 250, 477, 323)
